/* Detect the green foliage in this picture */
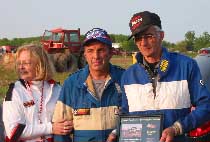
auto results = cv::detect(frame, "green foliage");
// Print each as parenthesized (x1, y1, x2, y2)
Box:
(80, 35, 85, 42)
(0, 63, 17, 102)
(0, 87, 8, 102)
(175, 41, 188, 52)
(162, 40, 176, 49)
(109, 34, 116, 43)
(164, 31, 210, 53)
(111, 34, 128, 43)
(0, 38, 10, 46)
(194, 32, 210, 51)
(0, 37, 41, 47)
(185, 31, 195, 47)
(120, 40, 138, 52)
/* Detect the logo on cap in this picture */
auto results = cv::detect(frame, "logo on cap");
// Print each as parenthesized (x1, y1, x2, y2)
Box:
(131, 15, 143, 31)
(83, 28, 112, 46)
(86, 29, 108, 40)
(128, 11, 162, 40)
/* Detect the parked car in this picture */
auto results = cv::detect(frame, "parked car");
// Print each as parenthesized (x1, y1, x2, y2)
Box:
(198, 47, 210, 56)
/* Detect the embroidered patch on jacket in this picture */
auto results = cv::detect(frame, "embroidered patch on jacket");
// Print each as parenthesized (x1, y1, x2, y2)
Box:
(23, 100, 35, 107)
(73, 108, 90, 116)
(200, 80, 204, 86)
(160, 60, 169, 72)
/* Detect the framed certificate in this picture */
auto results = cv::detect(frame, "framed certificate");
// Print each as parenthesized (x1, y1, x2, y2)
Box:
(118, 114, 163, 142)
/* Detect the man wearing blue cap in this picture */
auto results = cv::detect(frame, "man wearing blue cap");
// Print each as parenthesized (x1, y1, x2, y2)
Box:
(121, 11, 210, 142)
(52, 28, 125, 142)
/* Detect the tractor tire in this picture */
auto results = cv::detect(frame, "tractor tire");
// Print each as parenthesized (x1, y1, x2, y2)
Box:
(50, 50, 84, 73)
(66, 53, 78, 72)
(77, 51, 86, 69)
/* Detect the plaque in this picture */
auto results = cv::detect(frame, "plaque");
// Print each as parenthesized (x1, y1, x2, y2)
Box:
(118, 114, 163, 142)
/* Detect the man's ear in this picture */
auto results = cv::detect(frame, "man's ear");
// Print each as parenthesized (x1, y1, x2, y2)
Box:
(160, 31, 164, 40)
(83, 48, 86, 58)
(110, 47, 115, 56)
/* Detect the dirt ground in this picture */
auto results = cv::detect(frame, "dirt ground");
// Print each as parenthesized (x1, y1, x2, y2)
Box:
(0, 53, 15, 70)
(111, 56, 133, 69)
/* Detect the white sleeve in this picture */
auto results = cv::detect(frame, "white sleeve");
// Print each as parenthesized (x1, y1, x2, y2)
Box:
(21, 122, 52, 138)
(3, 88, 52, 139)
(3, 89, 26, 139)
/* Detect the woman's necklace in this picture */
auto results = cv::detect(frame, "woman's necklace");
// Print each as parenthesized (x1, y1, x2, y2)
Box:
(25, 80, 44, 124)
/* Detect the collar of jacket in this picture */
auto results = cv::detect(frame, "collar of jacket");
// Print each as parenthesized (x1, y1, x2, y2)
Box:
(76, 63, 120, 88)
(19, 79, 56, 89)
(135, 47, 171, 78)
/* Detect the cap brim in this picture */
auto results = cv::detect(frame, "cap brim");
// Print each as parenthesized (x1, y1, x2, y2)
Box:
(83, 38, 112, 47)
(127, 25, 151, 40)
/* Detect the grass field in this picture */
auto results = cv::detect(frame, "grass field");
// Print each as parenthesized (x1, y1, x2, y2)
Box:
(0, 55, 132, 102)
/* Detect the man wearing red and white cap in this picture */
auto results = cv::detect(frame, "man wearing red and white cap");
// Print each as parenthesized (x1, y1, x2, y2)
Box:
(121, 11, 210, 142)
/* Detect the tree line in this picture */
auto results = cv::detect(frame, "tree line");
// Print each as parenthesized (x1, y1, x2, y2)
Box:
(1, 31, 210, 57)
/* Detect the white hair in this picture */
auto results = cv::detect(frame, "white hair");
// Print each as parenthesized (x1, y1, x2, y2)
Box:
(152, 25, 163, 39)
(153, 25, 162, 32)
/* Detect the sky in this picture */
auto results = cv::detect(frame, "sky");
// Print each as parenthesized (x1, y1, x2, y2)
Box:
(1, 0, 210, 43)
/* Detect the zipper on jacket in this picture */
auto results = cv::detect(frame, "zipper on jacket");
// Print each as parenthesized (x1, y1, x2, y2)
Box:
(87, 88, 98, 100)
(141, 63, 159, 99)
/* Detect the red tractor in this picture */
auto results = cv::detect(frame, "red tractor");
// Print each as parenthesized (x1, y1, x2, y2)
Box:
(41, 28, 85, 72)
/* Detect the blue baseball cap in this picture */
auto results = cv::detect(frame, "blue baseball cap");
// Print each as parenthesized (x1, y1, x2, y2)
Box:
(83, 28, 112, 47)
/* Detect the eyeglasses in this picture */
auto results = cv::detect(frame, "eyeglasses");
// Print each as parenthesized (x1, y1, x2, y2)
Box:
(134, 34, 157, 43)
(16, 61, 32, 67)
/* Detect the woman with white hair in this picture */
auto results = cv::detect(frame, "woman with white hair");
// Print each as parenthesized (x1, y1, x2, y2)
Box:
(3, 44, 72, 142)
